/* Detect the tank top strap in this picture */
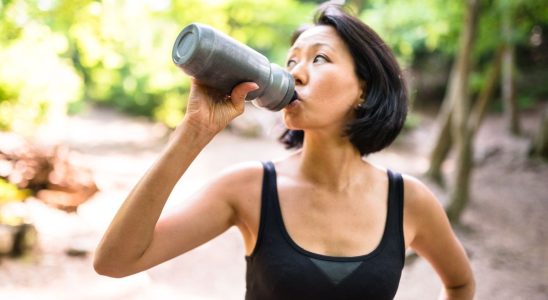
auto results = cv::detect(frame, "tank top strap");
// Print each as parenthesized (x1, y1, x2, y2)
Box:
(248, 161, 278, 257)
(386, 169, 405, 262)
(261, 161, 276, 192)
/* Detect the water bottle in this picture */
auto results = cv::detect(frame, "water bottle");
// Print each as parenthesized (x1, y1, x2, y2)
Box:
(172, 23, 297, 111)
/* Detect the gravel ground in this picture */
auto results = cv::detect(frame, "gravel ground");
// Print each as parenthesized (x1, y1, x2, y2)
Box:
(0, 104, 546, 300)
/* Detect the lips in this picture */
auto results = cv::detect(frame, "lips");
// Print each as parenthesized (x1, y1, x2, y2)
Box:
(287, 94, 300, 106)
(290, 90, 300, 103)
(285, 98, 301, 110)
(285, 90, 303, 110)
(294, 90, 304, 102)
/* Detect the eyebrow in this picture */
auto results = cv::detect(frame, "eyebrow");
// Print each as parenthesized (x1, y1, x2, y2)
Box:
(289, 42, 336, 53)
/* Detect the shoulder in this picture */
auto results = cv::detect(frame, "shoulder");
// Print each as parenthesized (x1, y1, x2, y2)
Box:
(218, 160, 265, 180)
(400, 174, 448, 244)
(210, 161, 265, 195)
(401, 174, 439, 208)
(209, 161, 272, 210)
(209, 161, 267, 229)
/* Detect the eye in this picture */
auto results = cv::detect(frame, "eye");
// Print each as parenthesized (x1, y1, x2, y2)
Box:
(313, 55, 328, 64)
(286, 59, 297, 69)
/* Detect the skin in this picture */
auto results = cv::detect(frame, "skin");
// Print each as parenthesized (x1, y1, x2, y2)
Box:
(94, 25, 475, 299)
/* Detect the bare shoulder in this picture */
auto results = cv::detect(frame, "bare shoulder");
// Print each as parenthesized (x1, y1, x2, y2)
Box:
(210, 161, 265, 198)
(208, 161, 266, 216)
(400, 174, 448, 247)
(215, 160, 264, 183)
(401, 174, 443, 213)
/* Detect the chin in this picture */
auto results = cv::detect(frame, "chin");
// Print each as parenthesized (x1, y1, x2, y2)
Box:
(281, 117, 303, 131)
(283, 124, 302, 131)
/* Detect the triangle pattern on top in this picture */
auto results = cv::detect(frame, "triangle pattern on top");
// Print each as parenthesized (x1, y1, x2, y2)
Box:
(309, 258, 363, 285)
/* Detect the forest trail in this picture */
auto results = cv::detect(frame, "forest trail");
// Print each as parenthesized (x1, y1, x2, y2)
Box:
(0, 104, 546, 300)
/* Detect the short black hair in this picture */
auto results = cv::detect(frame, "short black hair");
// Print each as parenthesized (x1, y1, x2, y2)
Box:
(279, 3, 408, 156)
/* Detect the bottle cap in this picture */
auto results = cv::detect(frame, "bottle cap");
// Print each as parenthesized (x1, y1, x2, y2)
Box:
(173, 25, 199, 66)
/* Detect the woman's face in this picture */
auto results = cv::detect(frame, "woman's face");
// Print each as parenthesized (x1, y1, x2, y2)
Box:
(282, 25, 363, 132)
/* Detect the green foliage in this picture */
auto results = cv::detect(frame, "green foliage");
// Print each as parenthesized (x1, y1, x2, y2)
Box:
(0, 0, 546, 130)
(0, 0, 83, 133)
(220, 0, 315, 64)
(361, 0, 463, 66)
(474, 0, 548, 60)
(0, 178, 30, 205)
(0, 0, 313, 130)
(65, 0, 184, 121)
(0, 0, 316, 129)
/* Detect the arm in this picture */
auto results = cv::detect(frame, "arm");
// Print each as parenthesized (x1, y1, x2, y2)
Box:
(93, 80, 258, 278)
(403, 176, 475, 300)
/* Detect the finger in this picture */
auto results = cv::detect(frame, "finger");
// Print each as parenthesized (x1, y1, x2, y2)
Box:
(231, 82, 259, 101)
(229, 82, 259, 110)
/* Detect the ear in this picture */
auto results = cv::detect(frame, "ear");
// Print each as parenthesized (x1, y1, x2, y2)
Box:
(355, 80, 367, 106)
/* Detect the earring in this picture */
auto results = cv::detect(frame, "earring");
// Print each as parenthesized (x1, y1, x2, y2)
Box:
(355, 98, 366, 109)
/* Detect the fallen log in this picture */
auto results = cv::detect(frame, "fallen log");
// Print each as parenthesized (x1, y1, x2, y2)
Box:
(0, 132, 98, 212)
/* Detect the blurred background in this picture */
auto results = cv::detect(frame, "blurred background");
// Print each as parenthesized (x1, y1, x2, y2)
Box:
(0, 0, 546, 299)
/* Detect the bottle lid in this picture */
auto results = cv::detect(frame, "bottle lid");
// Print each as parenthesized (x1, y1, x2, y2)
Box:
(172, 24, 201, 66)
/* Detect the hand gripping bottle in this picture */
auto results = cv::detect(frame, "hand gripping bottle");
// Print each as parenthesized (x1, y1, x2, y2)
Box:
(172, 23, 297, 111)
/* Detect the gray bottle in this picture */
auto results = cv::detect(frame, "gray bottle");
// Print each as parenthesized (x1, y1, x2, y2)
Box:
(172, 23, 296, 111)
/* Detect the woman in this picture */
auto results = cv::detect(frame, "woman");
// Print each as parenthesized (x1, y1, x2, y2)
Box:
(94, 3, 475, 299)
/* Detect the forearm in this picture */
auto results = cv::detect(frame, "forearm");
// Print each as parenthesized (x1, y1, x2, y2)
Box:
(94, 119, 215, 275)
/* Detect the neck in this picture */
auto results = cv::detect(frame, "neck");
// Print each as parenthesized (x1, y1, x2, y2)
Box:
(297, 130, 365, 191)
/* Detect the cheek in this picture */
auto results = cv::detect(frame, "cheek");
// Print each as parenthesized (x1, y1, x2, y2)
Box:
(317, 73, 361, 108)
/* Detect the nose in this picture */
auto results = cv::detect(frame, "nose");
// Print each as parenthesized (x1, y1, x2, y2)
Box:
(289, 62, 307, 86)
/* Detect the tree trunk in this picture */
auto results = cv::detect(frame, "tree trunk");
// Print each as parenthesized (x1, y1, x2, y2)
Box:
(529, 107, 548, 159)
(501, 4, 521, 135)
(447, 58, 500, 218)
(427, 45, 503, 188)
(469, 47, 504, 133)
(426, 90, 453, 186)
(426, 0, 478, 188)
(446, 0, 480, 223)
(447, 129, 474, 222)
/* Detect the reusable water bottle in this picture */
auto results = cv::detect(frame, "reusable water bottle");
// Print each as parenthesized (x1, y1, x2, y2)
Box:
(172, 23, 297, 111)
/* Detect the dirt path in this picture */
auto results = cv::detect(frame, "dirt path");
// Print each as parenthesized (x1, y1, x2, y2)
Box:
(0, 105, 546, 299)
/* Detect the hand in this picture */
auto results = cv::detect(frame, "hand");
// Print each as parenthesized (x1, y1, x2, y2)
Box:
(183, 79, 259, 135)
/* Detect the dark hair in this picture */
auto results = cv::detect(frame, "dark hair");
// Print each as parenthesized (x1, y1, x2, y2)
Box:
(279, 3, 408, 155)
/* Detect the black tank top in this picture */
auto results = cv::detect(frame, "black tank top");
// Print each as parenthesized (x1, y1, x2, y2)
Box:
(245, 161, 405, 300)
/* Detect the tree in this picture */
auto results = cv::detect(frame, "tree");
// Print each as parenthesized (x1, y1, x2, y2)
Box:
(529, 108, 548, 160)
(444, 0, 481, 222)
(425, 0, 548, 222)
(500, 0, 521, 135)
